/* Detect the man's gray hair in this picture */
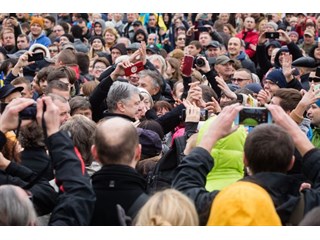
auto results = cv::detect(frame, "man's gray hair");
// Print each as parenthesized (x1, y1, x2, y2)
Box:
(0, 185, 38, 226)
(107, 81, 140, 112)
(147, 54, 167, 74)
(139, 69, 163, 91)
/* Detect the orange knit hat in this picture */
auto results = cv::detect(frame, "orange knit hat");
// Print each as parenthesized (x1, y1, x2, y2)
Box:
(30, 17, 44, 28)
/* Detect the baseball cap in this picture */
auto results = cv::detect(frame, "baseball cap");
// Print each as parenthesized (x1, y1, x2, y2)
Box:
(0, 84, 23, 100)
(215, 55, 234, 65)
(127, 42, 141, 51)
(207, 41, 221, 49)
(304, 29, 315, 37)
(146, 44, 160, 54)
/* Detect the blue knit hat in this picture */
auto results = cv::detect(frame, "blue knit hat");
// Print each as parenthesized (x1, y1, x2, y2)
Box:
(265, 69, 287, 88)
(316, 99, 320, 107)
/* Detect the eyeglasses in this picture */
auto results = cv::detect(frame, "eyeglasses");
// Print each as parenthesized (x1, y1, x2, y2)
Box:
(309, 77, 320, 82)
(231, 78, 248, 82)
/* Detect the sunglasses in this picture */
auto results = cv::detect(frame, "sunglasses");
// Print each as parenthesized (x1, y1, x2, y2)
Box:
(309, 77, 320, 82)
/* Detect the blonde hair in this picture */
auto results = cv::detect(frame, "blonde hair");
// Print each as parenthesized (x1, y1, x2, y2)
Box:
(134, 189, 199, 226)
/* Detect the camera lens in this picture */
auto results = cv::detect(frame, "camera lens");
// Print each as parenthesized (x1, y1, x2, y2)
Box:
(195, 57, 205, 67)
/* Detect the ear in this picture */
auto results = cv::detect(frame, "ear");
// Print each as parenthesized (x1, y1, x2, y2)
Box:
(243, 153, 249, 167)
(152, 86, 160, 95)
(116, 101, 125, 113)
(287, 155, 295, 171)
(133, 144, 141, 164)
(91, 145, 100, 163)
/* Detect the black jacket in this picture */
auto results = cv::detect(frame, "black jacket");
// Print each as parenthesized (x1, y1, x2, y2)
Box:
(46, 131, 96, 226)
(90, 164, 148, 226)
(172, 146, 320, 226)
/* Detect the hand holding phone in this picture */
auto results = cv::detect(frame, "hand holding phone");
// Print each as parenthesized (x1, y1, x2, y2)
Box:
(234, 107, 272, 128)
(181, 55, 194, 76)
(265, 32, 279, 39)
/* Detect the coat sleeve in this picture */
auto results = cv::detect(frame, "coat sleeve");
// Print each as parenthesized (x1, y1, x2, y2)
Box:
(302, 148, 320, 189)
(46, 131, 95, 226)
(172, 147, 219, 225)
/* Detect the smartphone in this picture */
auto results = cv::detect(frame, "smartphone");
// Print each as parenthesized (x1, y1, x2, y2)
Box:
(234, 107, 272, 127)
(181, 55, 194, 76)
(316, 67, 320, 77)
(265, 32, 279, 39)
(181, 108, 208, 122)
(197, 26, 209, 32)
(28, 52, 44, 62)
(314, 84, 320, 97)
(124, 61, 144, 76)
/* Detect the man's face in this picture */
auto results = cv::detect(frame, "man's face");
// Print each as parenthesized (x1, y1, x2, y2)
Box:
(147, 33, 157, 45)
(127, 13, 137, 23)
(78, 21, 88, 35)
(48, 45, 59, 58)
(206, 46, 221, 57)
(304, 34, 314, 45)
(17, 36, 29, 50)
(73, 108, 92, 120)
(270, 96, 282, 107)
(53, 25, 65, 37)
(244, 17, 255, 30)
(44, 18, 54, 30)
(187, 44, 201, 56)
(228, 37, 241, 57)
(13, 83, 33, 99)
(138, 75, 159, 96)
(214, 62, 234, 78)
(148, 16, 157, 27)
(199, 32, 212, 47)
(2, 32, 15, 47)
(51, 88, 70, 101)
(53, 99, 71, 125)
(231, 70, 251, 88)
(263, 79, 279, 95)
(111, 48, 121, 64)
(4, 91, 21, 103)
(121, 93, 142, 119)
(307, 103, 320, 126)
(30, 23, 42, 37)
(59, 36, 70, 46)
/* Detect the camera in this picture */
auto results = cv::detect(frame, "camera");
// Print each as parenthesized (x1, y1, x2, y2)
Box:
(234, 107, 272, 127)
(19, 103, 37, 120)
(194, 56, 206, 67)
(28, 52, 44, 62)
(181, 108, 209, 122)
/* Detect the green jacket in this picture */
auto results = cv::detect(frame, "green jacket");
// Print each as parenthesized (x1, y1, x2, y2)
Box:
(197, 117, 246, 191)
(312, 127, 320, 148)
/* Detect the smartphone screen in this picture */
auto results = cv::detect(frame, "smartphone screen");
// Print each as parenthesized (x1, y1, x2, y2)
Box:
(181, 55, 194, 76)
(234, 107, 272, 127)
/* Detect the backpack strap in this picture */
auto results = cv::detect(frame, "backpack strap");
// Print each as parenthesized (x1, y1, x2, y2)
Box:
(127, 193, 149, 218)
(288, 192, 305, 226)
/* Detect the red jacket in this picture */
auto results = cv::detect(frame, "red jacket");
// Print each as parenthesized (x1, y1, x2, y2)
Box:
(236, 30, 259, 58)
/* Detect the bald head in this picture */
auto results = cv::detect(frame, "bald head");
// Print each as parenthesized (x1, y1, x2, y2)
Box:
(94, 117, 139, 165)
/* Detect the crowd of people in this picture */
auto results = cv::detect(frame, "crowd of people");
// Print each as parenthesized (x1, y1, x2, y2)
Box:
(1, 12, 320, 226)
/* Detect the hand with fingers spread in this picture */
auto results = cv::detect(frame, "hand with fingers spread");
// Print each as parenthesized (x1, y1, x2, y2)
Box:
(12, 51, 34, 76)
(281, 53, 295, 82)
(183, 99, 201, 123)
(198, 103, 243, 152)
(36, 96, 60, 137)
(0, 98, 35, 133)
(216, 76, 237, 100)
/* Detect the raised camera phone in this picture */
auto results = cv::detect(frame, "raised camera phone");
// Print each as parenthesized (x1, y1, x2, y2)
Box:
(181, 108, 209, 122)
(181, 55, 194, 76)
(124, 61, 144, 76)
(234, 107, 272, 127)
(265, 32, 279, 39)
(28, 52, 44, 62)
(19, 103, 37, 120)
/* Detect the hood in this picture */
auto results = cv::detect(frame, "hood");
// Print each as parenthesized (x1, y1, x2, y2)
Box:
(274, 46, 289, 68)
(207, 181, 282, 226)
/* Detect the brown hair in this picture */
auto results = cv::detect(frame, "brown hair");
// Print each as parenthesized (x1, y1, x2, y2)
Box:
(273, 88, 302, 112)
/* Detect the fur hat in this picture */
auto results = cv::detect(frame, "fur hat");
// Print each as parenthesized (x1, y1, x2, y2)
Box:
(29, 43, 50, 59)
(30, 17, 44, 29)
